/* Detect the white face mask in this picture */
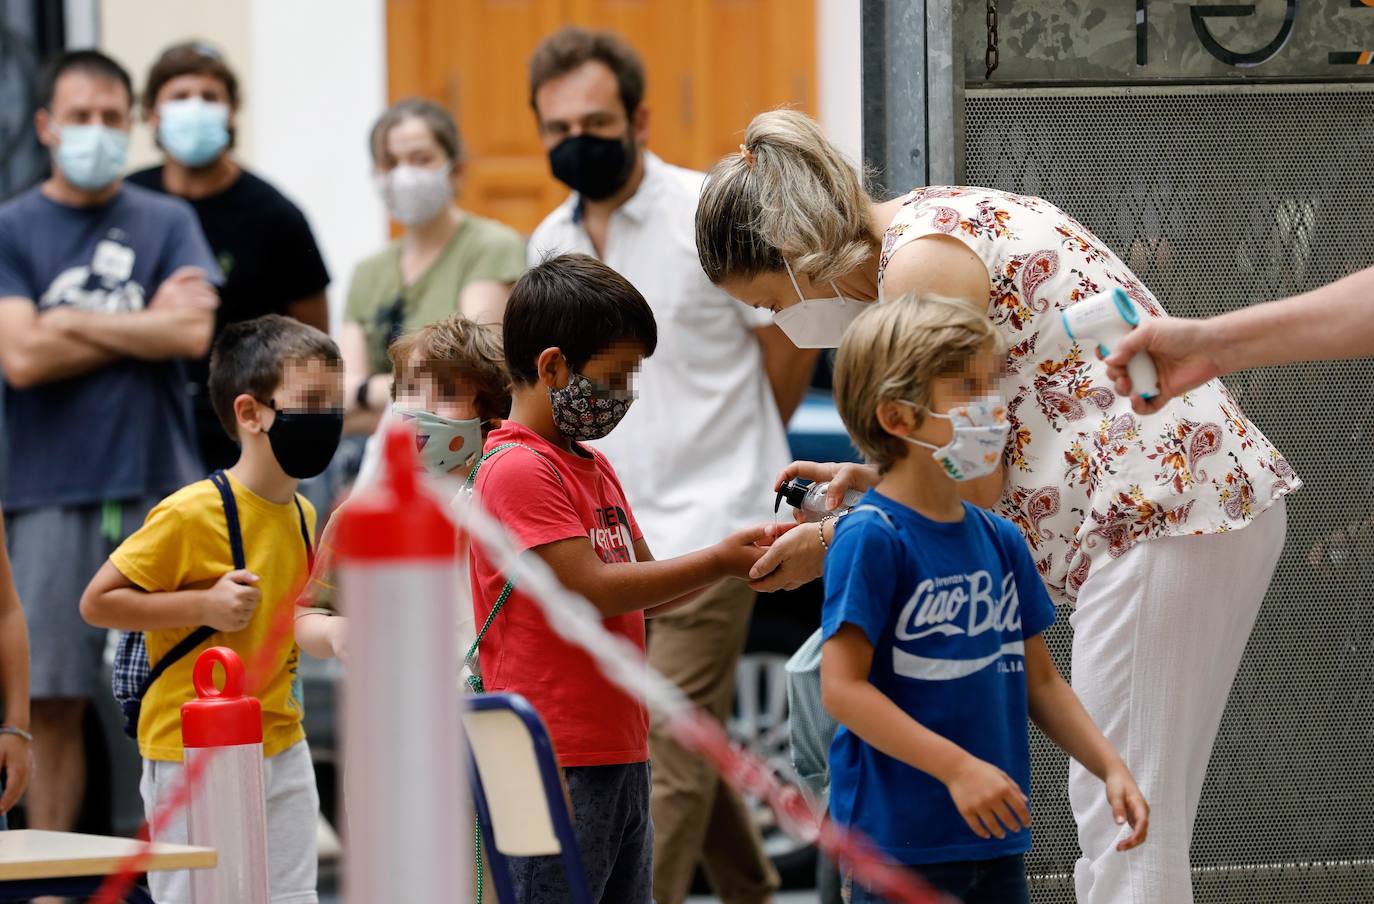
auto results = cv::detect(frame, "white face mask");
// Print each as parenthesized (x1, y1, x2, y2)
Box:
(900, 393, 1010, 481)
(375, 164, 452, 226)
(771, 259, 870, 349)
(394, 406, 484, 475)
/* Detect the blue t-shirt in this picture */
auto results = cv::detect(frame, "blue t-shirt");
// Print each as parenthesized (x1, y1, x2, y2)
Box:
(0, 184, 220, 510)
(821, 491, 1057, 866)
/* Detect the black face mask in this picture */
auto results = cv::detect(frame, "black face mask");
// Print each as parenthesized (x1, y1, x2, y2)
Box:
(263, 404, 343, 480)
(548, 132, 635, 201)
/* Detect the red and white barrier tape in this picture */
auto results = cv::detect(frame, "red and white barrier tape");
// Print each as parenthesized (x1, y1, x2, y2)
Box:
(88, 445, 948, 904)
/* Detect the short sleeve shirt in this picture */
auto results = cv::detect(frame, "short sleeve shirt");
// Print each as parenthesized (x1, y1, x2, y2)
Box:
(822, 491, 1057, 866)
(126, 166, 331, 390)
(344, 214, 526, 375)
(110, 473, 316, 761)
(467, 421, 649, 768)
(527, 152, 791, 561)
(878, 187, 1300, 602)
(0, 184, 221, 509)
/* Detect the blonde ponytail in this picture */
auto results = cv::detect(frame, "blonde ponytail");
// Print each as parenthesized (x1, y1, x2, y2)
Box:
(696, 109, 874, 285)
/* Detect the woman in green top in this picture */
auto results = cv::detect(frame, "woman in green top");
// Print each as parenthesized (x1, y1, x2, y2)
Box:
(342, 98, 526, 435)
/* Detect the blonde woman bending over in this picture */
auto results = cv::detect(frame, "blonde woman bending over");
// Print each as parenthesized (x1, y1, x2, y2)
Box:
(694, 109, 1297, 904)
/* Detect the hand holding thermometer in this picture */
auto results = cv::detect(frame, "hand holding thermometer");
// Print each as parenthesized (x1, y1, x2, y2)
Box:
(1062, 287, 1161, 401)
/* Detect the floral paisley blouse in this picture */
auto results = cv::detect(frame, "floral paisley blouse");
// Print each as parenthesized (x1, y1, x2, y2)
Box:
(878, 187, 1299, 604)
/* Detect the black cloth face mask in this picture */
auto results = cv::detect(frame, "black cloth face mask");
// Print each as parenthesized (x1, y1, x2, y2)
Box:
(548, 132, 636, 201)
(262, 402, 343, 480)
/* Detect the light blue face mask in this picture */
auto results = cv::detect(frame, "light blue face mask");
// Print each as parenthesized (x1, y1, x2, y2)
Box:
(56, 125, 129, 191)
(158, 99, 230, 168)
(394, 406, 485, 475)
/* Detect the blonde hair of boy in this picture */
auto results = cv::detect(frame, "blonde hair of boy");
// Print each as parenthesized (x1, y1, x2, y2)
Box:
(386, 314, 511, 421)
(833, 295, 1004, 474)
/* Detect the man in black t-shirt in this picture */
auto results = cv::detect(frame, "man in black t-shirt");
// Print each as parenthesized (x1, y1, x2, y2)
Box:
(128, 41, 331, 471)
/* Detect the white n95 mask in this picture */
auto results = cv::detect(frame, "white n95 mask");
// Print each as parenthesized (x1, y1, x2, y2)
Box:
(376, 165, 453, 226)
(901, 393, 1010, 481)
(772, 259, 869, 349)
(394, 406, 484, 475)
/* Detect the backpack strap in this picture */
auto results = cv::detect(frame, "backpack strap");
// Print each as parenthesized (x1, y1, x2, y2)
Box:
(133, 471, 245, 706)
(212, 470, 247, 570)
(461, 443, 564, 694)
(845, 503, 898, 533)
(293, 493, 314, 572)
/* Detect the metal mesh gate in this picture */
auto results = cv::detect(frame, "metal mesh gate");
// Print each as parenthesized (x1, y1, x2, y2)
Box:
(963, 84, 1374, 902)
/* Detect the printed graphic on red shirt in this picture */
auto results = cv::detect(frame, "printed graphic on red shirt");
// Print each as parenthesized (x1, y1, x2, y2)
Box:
(593, 505, 637, 563)
(469, 423, 650, 767)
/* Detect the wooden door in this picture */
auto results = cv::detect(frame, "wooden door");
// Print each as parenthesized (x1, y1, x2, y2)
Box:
(387, 0, 816, 235)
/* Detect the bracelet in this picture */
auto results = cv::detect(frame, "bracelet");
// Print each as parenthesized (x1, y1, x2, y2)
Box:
(0, 726, 32, 743)
(354, 380, 372, 411)
(818, 514, 836, 551)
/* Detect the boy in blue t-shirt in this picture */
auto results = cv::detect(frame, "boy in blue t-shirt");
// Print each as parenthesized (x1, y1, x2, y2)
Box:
(820, 297, 1149, 904)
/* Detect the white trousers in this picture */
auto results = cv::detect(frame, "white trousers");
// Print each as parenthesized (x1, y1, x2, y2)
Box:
(141, 739, 320, 904)
(1070, 500, 1286, 904)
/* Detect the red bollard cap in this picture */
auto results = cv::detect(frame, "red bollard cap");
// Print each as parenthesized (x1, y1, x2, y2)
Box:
(182, 647, 263, 748)
(334, 421, 457, 562)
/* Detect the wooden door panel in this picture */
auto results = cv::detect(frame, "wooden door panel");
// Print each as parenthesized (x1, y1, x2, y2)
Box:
(693, 0, 816, 164)
(387, 0, 816, 234)
(565, 0, 697, 166)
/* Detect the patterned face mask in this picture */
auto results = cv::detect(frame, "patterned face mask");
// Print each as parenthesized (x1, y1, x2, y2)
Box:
(393, 406, 484, 475)
(549, 370, 634, 442)
(900, 393, 1010, 481)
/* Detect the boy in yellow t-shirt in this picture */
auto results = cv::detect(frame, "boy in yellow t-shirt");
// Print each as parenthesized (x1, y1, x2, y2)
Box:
(81, 314, 342, 904)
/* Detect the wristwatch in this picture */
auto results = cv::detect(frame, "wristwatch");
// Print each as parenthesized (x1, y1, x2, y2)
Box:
(0, 725, 32, 742)
(354, 380, 372, 412)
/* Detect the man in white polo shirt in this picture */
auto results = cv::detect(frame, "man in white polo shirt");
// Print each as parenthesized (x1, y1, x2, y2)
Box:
(527, 27, 817, 904)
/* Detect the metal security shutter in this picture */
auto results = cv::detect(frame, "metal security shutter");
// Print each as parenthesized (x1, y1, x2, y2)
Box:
(963, 84, 1374, 902)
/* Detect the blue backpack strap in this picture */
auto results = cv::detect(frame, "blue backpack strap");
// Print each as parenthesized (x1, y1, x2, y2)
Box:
(210, 470, 247, 571)
(293, 494, 313, 571)
(969, 504, 1013, 572)
(844, 503, 898, 534)
(121, 472, 240, 738)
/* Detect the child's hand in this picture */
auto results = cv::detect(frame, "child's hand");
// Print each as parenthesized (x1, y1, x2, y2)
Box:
(713, 524, 775, 580)
(1106, 765, 1150, 851)
(0, 732, 31, 814)
(201, 569, 262, 632)
(945, 756, 1032, 840)
(327, 617, 349, 664)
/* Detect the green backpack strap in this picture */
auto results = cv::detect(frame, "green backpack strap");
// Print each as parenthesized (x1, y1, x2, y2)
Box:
(462, 442, 564, 694)
(462, 441, 565, 904)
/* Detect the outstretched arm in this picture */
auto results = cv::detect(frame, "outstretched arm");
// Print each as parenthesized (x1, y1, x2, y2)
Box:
(1106, 265, 1374, 413)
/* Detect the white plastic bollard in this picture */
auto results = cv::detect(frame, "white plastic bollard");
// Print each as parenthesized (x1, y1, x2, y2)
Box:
(336, 423, 470, 903)
(182, 646, 270, 904)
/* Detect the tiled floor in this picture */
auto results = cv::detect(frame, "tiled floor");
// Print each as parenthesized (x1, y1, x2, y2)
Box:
(317, 874, 820, 903)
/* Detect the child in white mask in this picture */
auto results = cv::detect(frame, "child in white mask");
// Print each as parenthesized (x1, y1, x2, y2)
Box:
(817, 295, 1148, 904)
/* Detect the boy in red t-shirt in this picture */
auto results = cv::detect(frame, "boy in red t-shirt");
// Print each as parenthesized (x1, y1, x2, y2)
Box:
(469, 253, 769, 903)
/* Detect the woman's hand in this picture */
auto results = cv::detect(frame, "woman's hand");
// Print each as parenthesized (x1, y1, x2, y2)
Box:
(774, 461, 880, 514)
(748, 522, 825, 591)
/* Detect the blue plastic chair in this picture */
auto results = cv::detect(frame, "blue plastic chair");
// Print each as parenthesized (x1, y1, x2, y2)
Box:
(463, 692, 593, 904)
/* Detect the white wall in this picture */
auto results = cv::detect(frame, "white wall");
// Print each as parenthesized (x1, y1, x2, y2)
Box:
(99, 0, 388, 330)
(246, 0, 388, 330)
(100, 0, 852, 328)
(818, 0, 863, 167)
(100, 0, 254, 170)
